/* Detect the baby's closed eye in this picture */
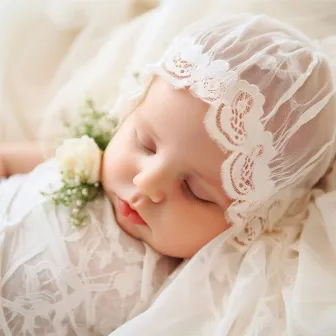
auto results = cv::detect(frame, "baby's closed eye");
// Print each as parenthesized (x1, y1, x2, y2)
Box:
(134, 129, 156, 154)
(183, 177, 215, 205)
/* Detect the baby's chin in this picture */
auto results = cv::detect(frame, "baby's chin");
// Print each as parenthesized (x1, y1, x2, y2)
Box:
(102, 190, 199, 258)
(105, 194, 176, 256)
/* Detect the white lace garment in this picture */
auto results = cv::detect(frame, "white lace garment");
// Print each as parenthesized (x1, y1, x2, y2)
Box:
(0, 160, 178, 335)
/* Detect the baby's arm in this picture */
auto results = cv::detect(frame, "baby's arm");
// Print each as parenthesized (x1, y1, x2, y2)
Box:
(0, 142, 52, 177)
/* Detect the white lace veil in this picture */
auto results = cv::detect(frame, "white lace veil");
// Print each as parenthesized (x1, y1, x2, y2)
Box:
(108, 14, 336, 336)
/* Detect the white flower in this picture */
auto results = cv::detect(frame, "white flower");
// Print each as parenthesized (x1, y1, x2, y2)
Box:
(56, 136, 102, 184)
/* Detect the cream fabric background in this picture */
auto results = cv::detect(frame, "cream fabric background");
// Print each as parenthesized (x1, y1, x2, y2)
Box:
(0, 0, 335, 144)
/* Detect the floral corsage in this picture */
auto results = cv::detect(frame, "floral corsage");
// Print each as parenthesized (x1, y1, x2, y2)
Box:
(42, 100, 118, 228)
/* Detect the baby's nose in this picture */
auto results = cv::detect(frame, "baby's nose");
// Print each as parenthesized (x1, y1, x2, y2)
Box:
(133, 173, 165, 203)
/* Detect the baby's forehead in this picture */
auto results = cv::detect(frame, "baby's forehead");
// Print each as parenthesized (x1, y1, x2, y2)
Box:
(135, 77, 226, 170)
(145, 76, 208, 111)
(138, 77, 210, 142)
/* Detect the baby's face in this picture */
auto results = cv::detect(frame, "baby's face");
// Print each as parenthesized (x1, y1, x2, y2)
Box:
(102, 77, 231, 258)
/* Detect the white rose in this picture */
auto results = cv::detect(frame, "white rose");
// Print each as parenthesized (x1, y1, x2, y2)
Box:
(56, 136, 102, 184)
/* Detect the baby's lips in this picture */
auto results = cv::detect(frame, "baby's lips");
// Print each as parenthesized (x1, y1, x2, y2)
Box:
(116, 197, 147, 226)
(116, 198, 133, 217)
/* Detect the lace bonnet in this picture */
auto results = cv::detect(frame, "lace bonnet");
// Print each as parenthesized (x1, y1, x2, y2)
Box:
(116, 14, 336, 250)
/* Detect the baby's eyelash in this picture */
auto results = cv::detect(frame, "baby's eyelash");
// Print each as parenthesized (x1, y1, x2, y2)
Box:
(182, 181, 211, 205)
(134, 129, 156, 154)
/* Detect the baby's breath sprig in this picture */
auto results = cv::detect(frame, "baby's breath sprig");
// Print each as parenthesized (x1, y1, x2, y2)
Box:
(42, 178, 102, 228)
(63, 99, 118, 151)
(42, 99, 119, 228)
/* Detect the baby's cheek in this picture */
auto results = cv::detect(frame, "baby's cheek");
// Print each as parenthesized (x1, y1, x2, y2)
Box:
(101, 142, 133, 191)
(101, 144, 120, 190)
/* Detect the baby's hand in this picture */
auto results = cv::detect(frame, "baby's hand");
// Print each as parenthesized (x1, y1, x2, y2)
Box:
(0, 142, 51, 177)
